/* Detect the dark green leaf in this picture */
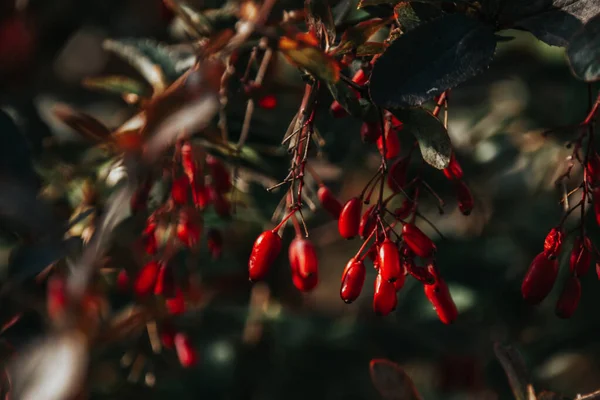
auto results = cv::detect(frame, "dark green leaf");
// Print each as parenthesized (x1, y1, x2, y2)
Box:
(356, 41, 388, 56)
(370, 14, 497, 108)
(327, 81, 375, 120)
(389, 107, 452, 169)
(567, 14, 600, 82)
(330, 18, 391, 55)
(82, 76, 151, 99)
(493, 0, 600, 46)
(394, 1, 442, 32)
(305, 0, 336, 44)
(369, 359, 422, 400)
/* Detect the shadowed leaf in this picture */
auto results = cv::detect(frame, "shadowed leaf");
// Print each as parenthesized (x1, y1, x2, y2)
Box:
(369, 358, 422, 400)
(356, 41, 388, 56)
(394, 1, 442, 32)
(494, 342, 536, 400)
(327, 81, 364, 118)
(370, 14, 497, 108)
(567, 14, 600, 82)
(330, 18, 391, 55)
(390, 107, 452, 169)
(279, 34, 340, 83)
(53, 104, 112, 143)
(82, 75, 151, 99)
(305, 0, 336, 45)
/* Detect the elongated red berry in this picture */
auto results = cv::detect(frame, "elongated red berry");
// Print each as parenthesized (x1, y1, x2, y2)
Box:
(174, 333, 198, 367)
(555, 275, 581, 319)
(330, 100, 348, 118)
(291, 270, 318, 292)
(360, 122, 382, 143)
(455, 181, 474, 216)
(154, 264, 176, 297)
(402, 223, 436, 258)
(377, 129, 401, 160)
(387, 157, 409, 192)
(248, 230, 282, 281)
(405, 262, 435, 285)
(569, 236, 592, 276)
(177, 218, 201, 248)
(521, 252, 559, 304)
(166, 288, 186, 315)
(594, 188, 600, 226)
(359, 205, 377, 239)
(424, 267, 457, 324)
(543, 227, 563, 259)
(207, 229, 223, 259)
(318, 185, 342, 219)
(116, 269, 129, 292)
(340, 258, 366, 303)
(288, 236, 319, 279)
(192, 179, 211, 209)
(206, 155, 232, 194)
(338, 197, 362, 239)
(373, 273, 397, 316)
(47, 275, 68, 320)
(352, 68, 368, 85)
(443, 152, 463, 180)
(378, 239, 402, 282)
(394, 199, 413, 220)
(171, 176, 190, 205)
(134, 261, 161, 297)
(181, 141, 197, 183)
(258, 94, 277, 110)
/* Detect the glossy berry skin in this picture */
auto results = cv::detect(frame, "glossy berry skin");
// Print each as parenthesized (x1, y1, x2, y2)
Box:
(351, 68, 369, 85)
(134, 261, 161, 297)
(377, 129, 401, 160)
(154, 264, 176, 298)
(338, 197, 362, 239)
(521, 252, 559, 304)
(359, 205, 377, 239)
(373, 273, 397, 316)
(378, 239, 402, 282)
(206, 155, 232, 194)
(166, 289, 186, 315)
(181, 141, 197, 182)
(177, 218, 201, 248)
(288, 236, 319, 279)
(387, 157, 409, 193)
(455, 181, 474, 216)
(248, 230, 282, 281)
(340, 258, 366, 304)
(360, 122, 382, 143)
(569, 236, 592, 276)
(174, 333, 198, 367)
(318, 186, 342, 219)
(192, 180, 211, 209)
(171, 176, 190, 205)
(555, 276, 581, 319)
(543, 227, 563, 259)
(291, 271, 318, 292)
(405, 261, 435, 285)
(424, 269, 458, 324)
(402, 223, 436, 258)
(443, 152, 463, 180)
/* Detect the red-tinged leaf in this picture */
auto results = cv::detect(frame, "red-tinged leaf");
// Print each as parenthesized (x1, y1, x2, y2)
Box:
(330, 18, 391, 56)
(369, 358, 422, 400)
(305, 0, 336, 45)
(356, 41, 388, 57)
(53, 104, 112, 143)
(279, 35, 340, 83)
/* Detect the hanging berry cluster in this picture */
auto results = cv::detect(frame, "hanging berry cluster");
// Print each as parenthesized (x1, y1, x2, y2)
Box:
(247, 48, 475, 324)
(522, 94, 600, 318)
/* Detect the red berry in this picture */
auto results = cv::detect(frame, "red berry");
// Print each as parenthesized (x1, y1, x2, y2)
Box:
(47, 275, 68, 320)
(377, 129, 401, 160)
(424, 267, 457, 324)
(192, 179, 211, 209)
(330, 100, 348, 118)
(206, 155, 232, 194)
(181, 141, 197, 183)
(555, 275, 581, 319)
(160, 324, 176, 348)
(521, 252, 558, 304)
(352, 68, 368, 85)
(405, 261, 435, 285)
(207, 229, 223, 259)
(378, 239, 402, 283)
(171, 176, 190, 205)
(154, 264, 176, 297)
(569, 236, 592, 276)
(166, 288, 186, 315)
(387, 157, 409, 192)
(402, 223, 436, 258)
(291, 270, 318, 292)
(317, 185, 342, 219)
(134, 261, 161, 297)
(360, 122, 382, 143)
(455, 181, 474, 216)
(543, 227, 563, 259)
(359, 205, 377, 239)
(394, 199, 413, 220)
(373, 273, 397, 316)
(174, 333, 198, 367)
(248, 230, 282, 281)
(443, 152, 463, 180)
(338, 197, 362, 239)
(258, 94, 277, 110)
(340, 258, 366, 304)
(594, 187, 600, 226)
(116, 269, 130, 292)
(289, 236, 319, 279)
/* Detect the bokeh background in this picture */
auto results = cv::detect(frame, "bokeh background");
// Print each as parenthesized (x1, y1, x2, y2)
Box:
(1, 0, 600, 399)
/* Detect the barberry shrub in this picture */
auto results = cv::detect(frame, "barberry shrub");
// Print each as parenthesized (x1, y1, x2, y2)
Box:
(0, 0, 598, 399)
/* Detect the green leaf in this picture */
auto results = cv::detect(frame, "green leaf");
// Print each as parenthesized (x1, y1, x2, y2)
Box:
(394, 1, 442, 32)
(82, 75, 151, 99)
(305, 0, 336, 45)
(279, 35, 341, 83)
(370, 14, 497, 108)
(492, 0, 600, 46)
(327, 81, 363, 117)
(567, 14, 600, 82)
(389, 107, 452, 169)
(330, 18, 391, 55)
(369, 359, 422, 400)
(356, 41, 388, 56)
